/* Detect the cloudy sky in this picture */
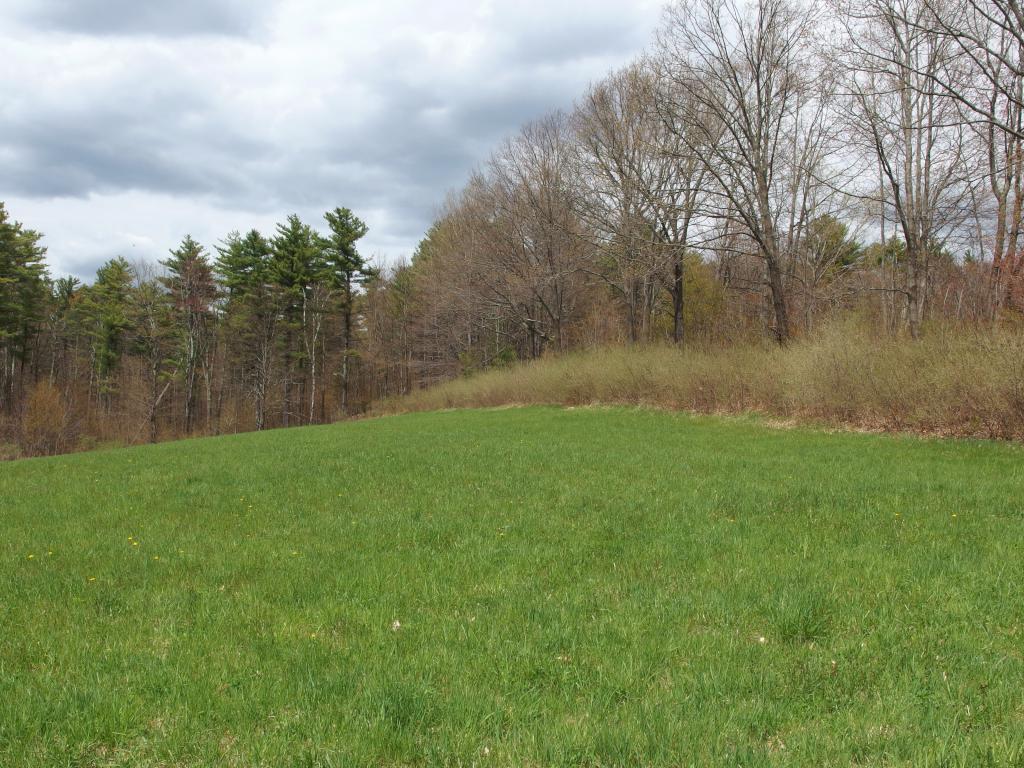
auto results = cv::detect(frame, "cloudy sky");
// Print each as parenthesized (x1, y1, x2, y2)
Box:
(0, 0, 664, 280)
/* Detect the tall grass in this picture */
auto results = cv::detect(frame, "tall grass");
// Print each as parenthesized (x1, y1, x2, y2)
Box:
(384, 324, 1024, 440)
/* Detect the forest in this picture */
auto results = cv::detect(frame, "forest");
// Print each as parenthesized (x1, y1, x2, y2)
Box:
(1, 0, 1022, 457)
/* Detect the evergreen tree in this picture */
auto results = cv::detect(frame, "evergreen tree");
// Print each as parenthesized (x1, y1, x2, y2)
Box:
(75, 257, 134, 408)
(161, 235, 217, 433)
(323, 207, 373, 414)
(0, 203, 49, 411)
(47, 276, 82, 392)
(216, 230, 276, 430)
(270, 215, 324, 427)
(217, 230, 271, 297)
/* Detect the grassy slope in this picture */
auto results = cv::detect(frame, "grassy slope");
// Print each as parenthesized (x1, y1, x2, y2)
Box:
(2, 407, 1024, 766)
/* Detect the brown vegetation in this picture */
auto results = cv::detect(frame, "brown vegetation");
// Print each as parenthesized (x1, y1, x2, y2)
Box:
(383, 323, 1024, 441)
(18, 381, 76, 457)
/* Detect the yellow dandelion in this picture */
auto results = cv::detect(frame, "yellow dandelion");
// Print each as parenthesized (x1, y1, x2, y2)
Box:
(27, 554, 35, 560)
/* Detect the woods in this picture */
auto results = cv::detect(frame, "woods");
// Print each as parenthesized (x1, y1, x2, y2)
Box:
(360, 0, 1021, 395)
(0, 205, 375, 455)
(2, 0, 1022, 456)
(364, 0, 1019, 385)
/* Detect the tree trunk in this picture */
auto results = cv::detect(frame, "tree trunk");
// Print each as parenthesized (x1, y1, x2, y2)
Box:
(282, 326, 292, 428)
(340, 283, 352, 416)
(904, 234, 927, 339)
(766, 255, 791, 344)
(671, 258, 685, 344)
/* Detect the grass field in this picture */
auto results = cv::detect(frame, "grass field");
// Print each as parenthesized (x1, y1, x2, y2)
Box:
(3, 407, 1024, 766)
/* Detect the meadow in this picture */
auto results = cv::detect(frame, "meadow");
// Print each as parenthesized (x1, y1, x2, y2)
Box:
(3, 407, 1024, 766)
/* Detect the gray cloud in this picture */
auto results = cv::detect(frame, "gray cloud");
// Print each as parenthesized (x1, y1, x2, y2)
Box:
(0, 0, 663, 280)
(502, 12, 655, 65)
(17, 0, 260, 37)
(2, 77, 272, 203)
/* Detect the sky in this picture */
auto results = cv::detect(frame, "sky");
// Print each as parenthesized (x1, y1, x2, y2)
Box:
(0, 0, 665, 281)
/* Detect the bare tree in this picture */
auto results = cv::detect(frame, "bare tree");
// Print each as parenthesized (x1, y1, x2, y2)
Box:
(955, 4, 1024, 312)
(657, 0, 822, 343)
(572, 66, 673, 342)
(917, 0, 1023, 140)
(452, 115, 586, 357)
(836, 0, 976, 337)
(649, 70, 715, 344)
(889, 0, 1024, 314)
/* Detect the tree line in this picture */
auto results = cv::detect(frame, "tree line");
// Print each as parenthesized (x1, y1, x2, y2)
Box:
(0, 204, 374, 454)
(2, 0, 1022, 455)
(360, 0, 1021, 396)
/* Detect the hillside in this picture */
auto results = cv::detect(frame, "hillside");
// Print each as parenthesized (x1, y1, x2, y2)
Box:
(3, 408, 1024, 765)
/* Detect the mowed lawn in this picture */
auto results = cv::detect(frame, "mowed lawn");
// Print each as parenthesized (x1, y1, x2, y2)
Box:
(3, 408, 1024, 767)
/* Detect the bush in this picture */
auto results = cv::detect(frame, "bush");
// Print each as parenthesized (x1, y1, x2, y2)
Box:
(19, 381, 76, 457)
(381, 324, 1024, 441)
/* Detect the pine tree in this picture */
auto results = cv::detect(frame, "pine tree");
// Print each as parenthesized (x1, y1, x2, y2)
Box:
(74, 257, 134, 409)
(47, 275, 81, 391)
(217, 230, 270, 297)
(161, 235, 217, 433)
(216, 230, 276, 430)
(323, 207, 373, 414)
(270, 215, 325, 427)
(0, 203, 49, 412)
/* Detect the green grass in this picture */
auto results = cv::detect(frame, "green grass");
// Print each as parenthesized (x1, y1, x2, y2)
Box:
(3, 407, 1024, 767)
